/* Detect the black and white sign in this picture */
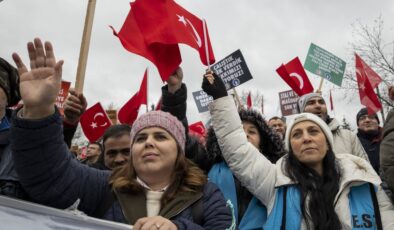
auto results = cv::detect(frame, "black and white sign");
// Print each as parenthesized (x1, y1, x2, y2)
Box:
(212, 49, 253, 90)
(192, 90, 214, 113)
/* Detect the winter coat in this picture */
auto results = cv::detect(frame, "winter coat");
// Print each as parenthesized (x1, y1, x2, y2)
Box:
(10, 108, 232, 229)
(328, 118, 369, 161)
(0, 109, 28, 199)
(209, 96, 394, 229)
(206, 108, 285, 229)
(357, 128, 382, 174)
(381, 108, 394, 202)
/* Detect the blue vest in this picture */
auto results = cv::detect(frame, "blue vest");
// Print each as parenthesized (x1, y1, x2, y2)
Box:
(209, 162, 267, 230)
(263, 183, 379, 229)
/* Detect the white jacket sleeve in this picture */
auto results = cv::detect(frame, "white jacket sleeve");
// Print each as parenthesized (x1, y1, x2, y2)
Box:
(209, 96, 277, 206)
(376, 185, 394, 229)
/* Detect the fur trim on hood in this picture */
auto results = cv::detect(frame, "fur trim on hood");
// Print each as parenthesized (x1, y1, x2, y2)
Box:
(206, 108, 286, 164)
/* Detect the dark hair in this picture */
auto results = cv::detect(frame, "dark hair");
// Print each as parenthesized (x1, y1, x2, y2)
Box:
(284, 147, 342, 230)
(206, 109, 285, 165)
(87, 142, 103, 153)
(268, 116, 286, 123)
(109, 143, 207, 207)
(103, 124, 131, 145)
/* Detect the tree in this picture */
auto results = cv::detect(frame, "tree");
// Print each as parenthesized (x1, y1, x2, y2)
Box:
(343, 16, 394, 118)
(341, 117, 353, 131)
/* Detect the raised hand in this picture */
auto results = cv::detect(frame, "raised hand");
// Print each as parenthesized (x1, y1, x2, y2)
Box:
(167, 67, 183, 94)
(201, 69, 228, 100)
(12, 38, 63, 119)
(63, 88, 88, 125)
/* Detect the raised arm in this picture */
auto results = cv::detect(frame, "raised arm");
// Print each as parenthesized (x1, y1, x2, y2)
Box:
(11, 38, 110, 216)
(202, 71, 278, 206)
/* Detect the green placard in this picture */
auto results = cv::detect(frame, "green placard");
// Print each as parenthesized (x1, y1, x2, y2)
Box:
(304, 43, 346, 86)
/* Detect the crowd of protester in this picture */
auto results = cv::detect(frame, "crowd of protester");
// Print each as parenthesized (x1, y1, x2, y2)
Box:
(0, 37, 394, 229)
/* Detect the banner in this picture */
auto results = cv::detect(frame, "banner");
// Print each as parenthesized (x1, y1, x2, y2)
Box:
(192, 90, 213, 113)
(304, 43, 346, 86)
(55, 81, 71, 116)
(212, 49, 253, 90)
(0, 195, 132, 229)
(279, 90, 300, 116)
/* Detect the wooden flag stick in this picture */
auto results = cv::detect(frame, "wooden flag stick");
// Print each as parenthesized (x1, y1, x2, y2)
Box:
(75, 0, 97, 94)
(317, 78, 324, 93)
(232, 88, 243, 109)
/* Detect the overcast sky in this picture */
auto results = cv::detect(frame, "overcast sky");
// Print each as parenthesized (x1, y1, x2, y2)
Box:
(1, 0, 393, 129)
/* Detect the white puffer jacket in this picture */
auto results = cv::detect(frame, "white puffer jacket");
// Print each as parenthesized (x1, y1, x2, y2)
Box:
(328, 118, 369, 161)
(209, 96, 394, 229)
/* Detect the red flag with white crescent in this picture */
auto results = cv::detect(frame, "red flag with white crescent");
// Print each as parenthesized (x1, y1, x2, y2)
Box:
(80, 103, 112, 142)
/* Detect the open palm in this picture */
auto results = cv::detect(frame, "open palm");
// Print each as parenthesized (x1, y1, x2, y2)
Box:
(12, 38, 63, 113)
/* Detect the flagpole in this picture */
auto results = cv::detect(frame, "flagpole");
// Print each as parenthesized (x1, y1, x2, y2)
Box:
(75, 0, 97, 94)
(202, 19, 211, 69)
(146, 68, 149, 112)
(317, 78, 324, 93)
(376, 87, 385, 124)
(232, 88, 243, 110)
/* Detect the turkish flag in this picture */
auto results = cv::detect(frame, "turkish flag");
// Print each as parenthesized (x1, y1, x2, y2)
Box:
(111, 2, 181, 81)
(155, 96, 162, 111)
(132, 0, 215, 66)
(355, 53, 382, 114)
(276, 57, 314, 96)
(189, 121, 206, 137)
(80, 103, 112, 142)
(247, 92, 252, 108)
(118, 69, 148, 125)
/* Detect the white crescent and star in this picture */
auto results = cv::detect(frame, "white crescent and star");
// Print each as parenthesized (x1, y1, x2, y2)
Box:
(289, 72, 304, 89)
(177, 14, 202, 48)
(90, 112, 108, 129)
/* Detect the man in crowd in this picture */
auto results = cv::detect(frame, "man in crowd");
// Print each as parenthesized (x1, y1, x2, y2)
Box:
(81, 142, 103, 166)
(356, 108, 382, 174)
(268, 116, 286, 140)
(297, 92, 368, 160)
(92, 124, 131, 170)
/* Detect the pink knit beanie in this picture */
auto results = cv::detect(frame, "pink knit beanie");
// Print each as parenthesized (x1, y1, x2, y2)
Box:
(130, 111, 186, 153)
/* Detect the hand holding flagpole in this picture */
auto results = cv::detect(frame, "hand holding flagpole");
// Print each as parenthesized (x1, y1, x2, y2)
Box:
(75, 0, 97, 94)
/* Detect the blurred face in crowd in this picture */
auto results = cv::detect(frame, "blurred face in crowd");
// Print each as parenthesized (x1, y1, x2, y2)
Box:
(131, 127, 178, 181)
(268, 118, 286, 139)
(0, 87, 7, 119)
(86, 143, 101, 162)
(242, 121, 261, 150)
(358, 114, 379, 133)
(303, 97, 328, 121)
(104, 134, 130, 169)
(290, 121, 328, 175)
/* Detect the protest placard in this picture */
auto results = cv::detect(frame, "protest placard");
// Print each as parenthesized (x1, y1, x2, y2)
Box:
(304, 43, 346, 86)
(212, 49, 253, 90)
(279, 89, 300, 116)
(55, 81, 71, 115)
(192, 90, 213, 113)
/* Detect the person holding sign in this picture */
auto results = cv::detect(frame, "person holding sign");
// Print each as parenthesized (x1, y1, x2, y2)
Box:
(202, 71, 394, 229)
(10, 38, 232, 229)
(297, 92, 369, 161)
(206, 107, 285, 229)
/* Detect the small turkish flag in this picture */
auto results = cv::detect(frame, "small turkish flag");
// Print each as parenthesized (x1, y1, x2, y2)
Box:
(247, 92, 252, 108)
(189, 121, 206, 138)
(276, 57, 314, 96)
(80, 103, 112, 142)
(355, 53, 382, 114)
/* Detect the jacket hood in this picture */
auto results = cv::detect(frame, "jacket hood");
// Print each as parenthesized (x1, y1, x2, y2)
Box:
(206, 108, 285, 164)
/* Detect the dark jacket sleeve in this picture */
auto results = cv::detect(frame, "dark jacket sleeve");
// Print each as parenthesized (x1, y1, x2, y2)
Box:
(10, 108, 111, 216)
(161, 83, 188, 130)
(173, 182, 233, 230)
(381, 108, 394, 202)
(62, 120, 78, 148)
